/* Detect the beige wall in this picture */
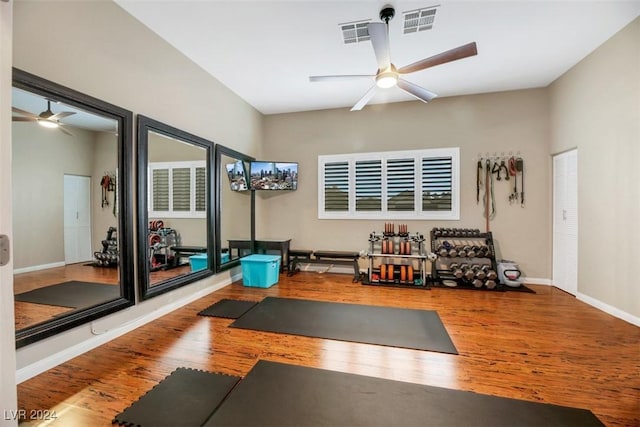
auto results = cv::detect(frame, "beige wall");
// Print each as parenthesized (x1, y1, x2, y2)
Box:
(549, 17, 640, 317)
(12, 123, 96, 269)
(91, 131, 119, 254)
(262, 89, 551, 278)
(13, 0, 263, 370)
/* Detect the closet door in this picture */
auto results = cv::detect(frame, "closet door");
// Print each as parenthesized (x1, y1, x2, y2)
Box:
(64, 174, 92, 264)
(552, 149, 578, 295)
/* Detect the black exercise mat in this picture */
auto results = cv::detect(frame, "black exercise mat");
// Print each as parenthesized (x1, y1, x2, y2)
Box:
(113, 367, 240, 427)
(14, 281, 119, 308)
(230, 296, 458, 354)
(198, 299, 259, 319)
(204, 360, 603, 427)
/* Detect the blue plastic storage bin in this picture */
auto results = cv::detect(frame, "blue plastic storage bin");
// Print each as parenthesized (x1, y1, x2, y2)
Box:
(221, 252, 230, 263)
(189, 254, 208, 272)
(240, 254, 281, 288)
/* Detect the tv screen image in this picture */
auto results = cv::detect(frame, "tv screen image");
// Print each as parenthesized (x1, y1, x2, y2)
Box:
(226, 160, 248, 191)
(250, 161, 298, 190)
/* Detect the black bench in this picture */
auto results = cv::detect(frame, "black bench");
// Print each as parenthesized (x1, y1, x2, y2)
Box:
(290, 250, 360, 282)
(287, 249, 314, 272)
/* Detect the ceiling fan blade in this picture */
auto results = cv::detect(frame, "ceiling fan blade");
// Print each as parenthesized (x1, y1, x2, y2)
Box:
(350, 85, 378, 111)
(309, 75, 374, 82)
(50, 111, 76, 120)
(12, 107, 39, 120)
(12, 117, 35, 122)
(398, 42, 478, 75)
(368, 22, 391, 71)
(397, 79, 438, 103)
(58, 125, 74, 137)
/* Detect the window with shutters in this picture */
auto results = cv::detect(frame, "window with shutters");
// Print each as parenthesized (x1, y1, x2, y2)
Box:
(149, 161, 206, 218)
(318, 148, 459, 220)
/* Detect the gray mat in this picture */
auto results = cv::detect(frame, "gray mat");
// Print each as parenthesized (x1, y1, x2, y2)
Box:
(198, 299, 259, 319)
(204, 360, 604, 427)
(113, 367, 240, 427)
(230, 296, 458, 354)
(14, 281, 119, 308)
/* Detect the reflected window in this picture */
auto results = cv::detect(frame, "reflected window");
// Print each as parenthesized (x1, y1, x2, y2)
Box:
(148, 160, 206, 218)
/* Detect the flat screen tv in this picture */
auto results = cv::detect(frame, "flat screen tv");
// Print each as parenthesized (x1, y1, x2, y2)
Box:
(225, 160, 249, 192)
(250, 161, 298, 190)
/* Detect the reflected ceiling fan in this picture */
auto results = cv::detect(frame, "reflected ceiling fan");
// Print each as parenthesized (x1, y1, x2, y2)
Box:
(309, 6, 478, 111)
(12, 100, 76, 136)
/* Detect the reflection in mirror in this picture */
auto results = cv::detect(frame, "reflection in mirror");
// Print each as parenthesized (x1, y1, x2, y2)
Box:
(216, 145, 255, 271)
(12, 69, 134, 347)
(137, 116, 214, 300)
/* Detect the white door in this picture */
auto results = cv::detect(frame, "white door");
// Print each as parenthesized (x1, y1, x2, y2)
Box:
(64, 175, 92, 264)
(552, 149, 578, 295)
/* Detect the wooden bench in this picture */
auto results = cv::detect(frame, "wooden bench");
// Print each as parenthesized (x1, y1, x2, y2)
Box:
(290, 250, 360, 282)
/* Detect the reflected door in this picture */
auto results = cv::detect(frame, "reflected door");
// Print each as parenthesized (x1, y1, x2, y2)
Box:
(64, 174, 92, 264)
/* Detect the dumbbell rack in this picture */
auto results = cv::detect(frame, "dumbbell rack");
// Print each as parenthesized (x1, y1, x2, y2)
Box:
(430, 228, 503, 291)
(364, 224, 430, 288)
(93, 226, 118, 267)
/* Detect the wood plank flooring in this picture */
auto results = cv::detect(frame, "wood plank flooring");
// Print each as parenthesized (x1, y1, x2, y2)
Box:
(16, 272, 640, 426)
(14, 263, 190, 330)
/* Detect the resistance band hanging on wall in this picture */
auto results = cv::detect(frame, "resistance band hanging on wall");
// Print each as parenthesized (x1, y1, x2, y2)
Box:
(477, 153, 526, 232)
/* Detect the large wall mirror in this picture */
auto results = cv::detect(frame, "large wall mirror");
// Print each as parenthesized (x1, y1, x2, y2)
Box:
(137, 116, 214, 300)
(12, 69, 134, 348)
(215, 145, 255, 271)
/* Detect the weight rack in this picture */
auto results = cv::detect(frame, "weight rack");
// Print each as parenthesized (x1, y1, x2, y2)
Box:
(364, 223, 430, 288)
(430, 227, 503, 290)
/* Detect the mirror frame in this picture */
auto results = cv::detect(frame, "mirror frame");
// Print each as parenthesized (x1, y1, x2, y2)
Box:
(137, 115, 215, 300)
(13, 68, 135, 348)
(215, 144, 255, 272)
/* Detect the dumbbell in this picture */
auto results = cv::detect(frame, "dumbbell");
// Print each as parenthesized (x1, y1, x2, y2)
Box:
(463, 266, 476, 281)
(450, 263, 464, 279)
(485, 279, 497, 289)
(472, 278, 484, 288)
(480, 265, 498, 280)
(466, 246, 477, 258)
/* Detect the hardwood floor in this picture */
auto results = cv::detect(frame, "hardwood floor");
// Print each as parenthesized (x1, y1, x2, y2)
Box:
(16, 272, 640, 426)
(14, 263, 191, 330)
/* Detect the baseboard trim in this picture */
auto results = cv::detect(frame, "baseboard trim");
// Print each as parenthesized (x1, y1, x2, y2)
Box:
(522, 277, 551, 285)
(576, 291, 640, 327)
(14, 261, 65, 275)
(16, 272, 240, 384)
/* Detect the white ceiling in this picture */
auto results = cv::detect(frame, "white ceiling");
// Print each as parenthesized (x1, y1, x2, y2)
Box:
(116, 0, 640, 115)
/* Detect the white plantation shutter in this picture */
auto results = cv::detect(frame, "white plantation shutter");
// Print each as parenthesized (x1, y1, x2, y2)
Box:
(195, 167, 206, 212)
(172, 168, 191, 211)
(149, 161, 206, 218)
(387, 158, 415, 212)
(319, 148, 459, 220)
(422, 156, 453, 211)
(355, 160, 382, 212)
(323, 161, 349, 212)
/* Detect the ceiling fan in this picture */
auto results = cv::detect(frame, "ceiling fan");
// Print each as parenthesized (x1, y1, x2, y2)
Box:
(309, 6, 478, 111)
(12, 100, 76, 136)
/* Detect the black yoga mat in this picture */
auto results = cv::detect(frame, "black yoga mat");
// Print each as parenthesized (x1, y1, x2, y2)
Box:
(198, 298, 260, 319)
(14, 281, 119, 308)
(204, 360, 603, 427)
(113, 367, 240, 427)
(230, 296, 458, 354)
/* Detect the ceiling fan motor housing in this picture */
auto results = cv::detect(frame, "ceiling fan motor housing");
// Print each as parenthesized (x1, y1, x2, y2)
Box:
(380, 6, 395, 23)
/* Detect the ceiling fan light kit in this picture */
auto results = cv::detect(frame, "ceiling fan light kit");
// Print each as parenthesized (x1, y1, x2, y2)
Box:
(37, 119, 59, 129)
(310, 6, 478, 111)
(12, 99, 75, 135)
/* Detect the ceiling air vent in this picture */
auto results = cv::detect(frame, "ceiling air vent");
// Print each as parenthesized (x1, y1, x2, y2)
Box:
(403, 6, 438, 34)
(340, 20, 371, 44)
